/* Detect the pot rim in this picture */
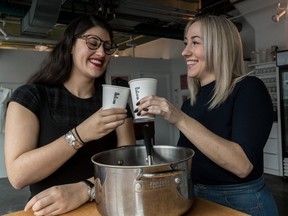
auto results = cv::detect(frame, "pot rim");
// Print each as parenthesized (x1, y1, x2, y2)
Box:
(91, 145, 194, 169)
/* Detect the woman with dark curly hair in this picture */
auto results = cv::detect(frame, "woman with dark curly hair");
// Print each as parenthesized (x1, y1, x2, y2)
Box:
(5, 15, 135, 215)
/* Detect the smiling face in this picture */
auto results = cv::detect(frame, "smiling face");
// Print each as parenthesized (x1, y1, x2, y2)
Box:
(182, 21, 215, 86)
(71, 26, 112, 80)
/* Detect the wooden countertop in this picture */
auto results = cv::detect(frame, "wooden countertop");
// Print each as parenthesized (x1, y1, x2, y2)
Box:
(4, 197, 249, 216)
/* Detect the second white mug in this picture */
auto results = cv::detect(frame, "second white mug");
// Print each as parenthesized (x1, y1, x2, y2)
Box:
(129, 78, 157, 122)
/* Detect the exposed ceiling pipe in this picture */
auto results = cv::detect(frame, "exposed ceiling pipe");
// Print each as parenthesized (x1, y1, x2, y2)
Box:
(0, 20, 9, 40)
(229, 1, 277, 20)
(117, 35, 145, 46)
(0, 35, 58, 45)
(0, 28, 9, 40)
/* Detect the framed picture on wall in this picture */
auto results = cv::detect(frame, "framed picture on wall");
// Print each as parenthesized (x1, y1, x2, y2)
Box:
(180, 74, 188, 90)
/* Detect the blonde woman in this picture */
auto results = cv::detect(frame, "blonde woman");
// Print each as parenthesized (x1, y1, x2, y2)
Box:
(136, 15, 278, 216)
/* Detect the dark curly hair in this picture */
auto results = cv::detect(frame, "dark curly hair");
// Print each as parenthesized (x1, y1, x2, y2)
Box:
(27, 15, 114, 88)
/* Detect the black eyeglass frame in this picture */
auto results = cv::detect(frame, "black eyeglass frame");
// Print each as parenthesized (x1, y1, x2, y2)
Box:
(76, 35, 118, 55)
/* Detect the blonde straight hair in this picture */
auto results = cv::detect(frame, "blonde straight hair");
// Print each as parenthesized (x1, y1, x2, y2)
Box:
(185, 15, 247, 109)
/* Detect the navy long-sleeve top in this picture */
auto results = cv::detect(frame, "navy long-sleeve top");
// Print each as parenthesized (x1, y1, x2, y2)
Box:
(177, 76, 273, 185)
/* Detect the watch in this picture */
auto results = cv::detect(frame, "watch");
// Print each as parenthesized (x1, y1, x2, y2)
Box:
(81, 180, 95, 202)
(64, 130, 83, 150)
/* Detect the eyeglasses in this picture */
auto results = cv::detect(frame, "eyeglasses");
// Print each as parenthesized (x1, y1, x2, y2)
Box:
(76, 35, 118, 55)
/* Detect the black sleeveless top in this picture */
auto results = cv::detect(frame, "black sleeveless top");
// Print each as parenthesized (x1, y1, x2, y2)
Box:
(10, 84, 132, 197)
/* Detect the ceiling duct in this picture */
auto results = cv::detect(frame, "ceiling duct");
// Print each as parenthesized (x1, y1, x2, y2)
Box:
(21, 0, 62, 36)
(134, 23, 184, 40)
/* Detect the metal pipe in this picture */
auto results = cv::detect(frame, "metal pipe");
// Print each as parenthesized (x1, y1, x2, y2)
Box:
(229, 2, 277, 20)
(0, 27, 9, 40)
(0, 35, 58, 45)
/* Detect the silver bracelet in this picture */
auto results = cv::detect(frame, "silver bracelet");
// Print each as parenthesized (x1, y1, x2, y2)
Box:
(64, 130, 83, 150)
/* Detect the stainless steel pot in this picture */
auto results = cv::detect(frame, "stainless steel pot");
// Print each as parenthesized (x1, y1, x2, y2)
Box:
(91, 145, 194, 216)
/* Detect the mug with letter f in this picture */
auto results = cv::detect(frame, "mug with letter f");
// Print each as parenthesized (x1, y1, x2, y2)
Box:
(102, 84, 130, 109)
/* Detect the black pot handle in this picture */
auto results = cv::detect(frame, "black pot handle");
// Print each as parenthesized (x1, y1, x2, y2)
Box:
(142, 124, 153, 165)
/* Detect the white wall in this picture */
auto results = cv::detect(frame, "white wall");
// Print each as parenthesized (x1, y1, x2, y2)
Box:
(0, 50, 48, 83)
(238, 19, 255, 59)
(171, 58, 188, 144)
(107, 56, 172, 79)
(119, 38, 184, 59)
(0, 50, 48, 178)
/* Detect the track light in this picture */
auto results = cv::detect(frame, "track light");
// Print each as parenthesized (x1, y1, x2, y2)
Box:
(272, 8, 287, 22)
(272, 2, 287, 22)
